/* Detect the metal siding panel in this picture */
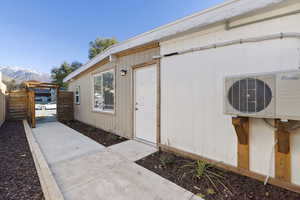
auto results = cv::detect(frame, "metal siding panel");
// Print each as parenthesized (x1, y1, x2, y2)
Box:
(160, 35, 300, 184)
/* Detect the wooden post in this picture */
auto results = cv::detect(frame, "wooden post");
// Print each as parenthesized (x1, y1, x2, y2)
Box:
(28, 90, 36, 128)
(275, 120, 291, 182)
(27, 89, 30, 123)
(232, 117, 249, 170)
(57, 88, 60, 122)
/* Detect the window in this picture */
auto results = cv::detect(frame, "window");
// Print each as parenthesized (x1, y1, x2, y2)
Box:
(93, 69, 114, 112)
(75, 86, 80, 105)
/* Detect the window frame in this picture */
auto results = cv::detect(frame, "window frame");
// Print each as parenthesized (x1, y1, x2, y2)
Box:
(75, 86, 80, 105)
(92, 69, 115, 113)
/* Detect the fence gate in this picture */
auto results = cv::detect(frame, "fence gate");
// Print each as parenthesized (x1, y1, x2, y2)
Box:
(57, 91, 74, 121)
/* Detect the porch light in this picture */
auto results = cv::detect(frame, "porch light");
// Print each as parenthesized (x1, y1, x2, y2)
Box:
(120, 69, 127, 76)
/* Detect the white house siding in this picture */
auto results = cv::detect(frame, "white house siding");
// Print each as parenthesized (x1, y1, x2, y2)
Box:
(0, 82, 6, 127)
(160, 3, 300, 185)
(0, 73, 6, 127)
(116, 47, 160, 138)
(68, 62, 115, 133)
(69, 47, 160, 138)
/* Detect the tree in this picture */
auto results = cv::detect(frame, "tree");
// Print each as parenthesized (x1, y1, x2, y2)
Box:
(51, 61, 82, 89)
(88, 37, 118, 59)
(3, 79, 21, 91)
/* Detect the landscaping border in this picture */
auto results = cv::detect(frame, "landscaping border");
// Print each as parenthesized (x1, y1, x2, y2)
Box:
(23, 120, 64, 200)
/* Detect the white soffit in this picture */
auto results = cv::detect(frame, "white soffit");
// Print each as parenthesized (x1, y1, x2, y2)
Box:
(64, 0, 287, 82)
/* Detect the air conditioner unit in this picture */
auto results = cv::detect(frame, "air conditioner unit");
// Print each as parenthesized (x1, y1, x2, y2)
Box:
(224, 70, 300, 120)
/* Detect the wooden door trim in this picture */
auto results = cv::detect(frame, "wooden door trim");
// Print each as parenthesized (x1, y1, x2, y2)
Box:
(131, 59, 160, 146)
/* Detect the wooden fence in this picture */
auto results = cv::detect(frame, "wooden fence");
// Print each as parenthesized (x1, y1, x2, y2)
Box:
(6, 89, 74, 126)
(6, 90, 28, 120)
(57, 91, 74, 121)
(27, 90, 35, 127)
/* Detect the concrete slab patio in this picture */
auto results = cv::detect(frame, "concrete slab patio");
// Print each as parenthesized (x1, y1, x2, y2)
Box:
(32, 121, 202, 200)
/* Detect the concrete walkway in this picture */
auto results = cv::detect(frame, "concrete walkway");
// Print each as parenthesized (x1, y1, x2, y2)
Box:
(32, 122, 202, 200)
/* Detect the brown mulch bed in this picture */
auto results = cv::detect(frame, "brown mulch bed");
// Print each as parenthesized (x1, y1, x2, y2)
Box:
(0, 121, 44, 200)
(136, 151, 300, 200)
(61, 120, 127, 147)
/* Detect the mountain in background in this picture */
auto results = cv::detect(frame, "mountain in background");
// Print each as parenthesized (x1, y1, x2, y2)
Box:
(0, 66, 51, 83)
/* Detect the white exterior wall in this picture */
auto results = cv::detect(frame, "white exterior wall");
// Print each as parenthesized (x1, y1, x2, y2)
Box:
(68, 62, 116, 133)
(116, 47, 160, 138)
(160, 5, 300, 185)
(0, 73, 6, 127)
(68, 48, 159, 138)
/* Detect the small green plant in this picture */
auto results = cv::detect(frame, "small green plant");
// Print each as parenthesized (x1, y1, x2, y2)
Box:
(196, 193, 205, 198)
(159, 153, 176, 167)
(87, 126, 96, 132)
(181, 160, 231, 194)
(206, 188, 216, 195)
(109, 134, 119, 141)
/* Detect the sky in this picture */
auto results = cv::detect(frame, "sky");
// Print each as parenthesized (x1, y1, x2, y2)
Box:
(0, 0, 226, 74)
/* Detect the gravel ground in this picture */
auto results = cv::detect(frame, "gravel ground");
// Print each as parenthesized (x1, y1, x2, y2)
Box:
(61, 120, 127, 147)
(136, 151, 300, 200)
(0, 121, 44, 200)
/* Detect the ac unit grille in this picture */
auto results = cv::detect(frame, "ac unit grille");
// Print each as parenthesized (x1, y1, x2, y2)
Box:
(228, 78, 272, 113)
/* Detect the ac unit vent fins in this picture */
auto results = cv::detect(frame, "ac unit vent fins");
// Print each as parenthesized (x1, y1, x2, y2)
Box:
(228, 78, 272, 113)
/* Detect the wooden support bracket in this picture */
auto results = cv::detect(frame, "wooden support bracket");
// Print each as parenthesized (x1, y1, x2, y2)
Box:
(275, 119, 291, 182)
(232, 117, 249, 170)
(275, 120, 290, 154)
(232, 117, 249, 145)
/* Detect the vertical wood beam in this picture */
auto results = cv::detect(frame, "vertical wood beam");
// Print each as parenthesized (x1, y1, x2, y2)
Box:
(32, 91, 36, 128)
(27, 89, 30, 123)
(275, 120, 291, 182)
(57, 88, 60, 121)
(232, 117, 249, 170)
(28, 90, 36, 128)
(156, 59, 161, 148)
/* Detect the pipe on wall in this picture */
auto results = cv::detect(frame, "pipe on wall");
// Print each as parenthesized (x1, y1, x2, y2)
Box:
(155, 32, 300, 59)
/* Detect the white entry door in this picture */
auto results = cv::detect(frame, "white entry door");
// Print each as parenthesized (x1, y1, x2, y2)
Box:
(134, 64, 157, 144)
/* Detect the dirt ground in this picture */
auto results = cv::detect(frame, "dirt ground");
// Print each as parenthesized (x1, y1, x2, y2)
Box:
(136, 151, 300, 200)
(62, 120, 127, 147)
(0, 121, 44, 200)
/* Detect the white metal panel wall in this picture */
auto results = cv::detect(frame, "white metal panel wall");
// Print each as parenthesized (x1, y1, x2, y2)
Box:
(160, 4, 300, 185)
(161, 10, 300, 56)
(0, 92, 5, 127)
(161, 38, 300, 184)
(0, 79, 6, 127)
(249, 118, 275, 177)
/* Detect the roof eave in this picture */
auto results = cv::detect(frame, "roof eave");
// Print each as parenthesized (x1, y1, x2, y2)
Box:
(63, 0, 288, 83)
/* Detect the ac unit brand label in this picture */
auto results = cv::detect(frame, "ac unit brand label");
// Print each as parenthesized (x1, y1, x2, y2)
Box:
(281, 75, 300, 80)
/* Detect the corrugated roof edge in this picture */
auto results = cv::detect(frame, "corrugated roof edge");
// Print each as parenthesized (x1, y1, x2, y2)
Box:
(64, 0, 286, 82)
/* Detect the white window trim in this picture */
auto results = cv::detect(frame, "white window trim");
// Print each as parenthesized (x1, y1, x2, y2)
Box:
(92, 69, 115, 113)
(75, 86, 80, 105)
